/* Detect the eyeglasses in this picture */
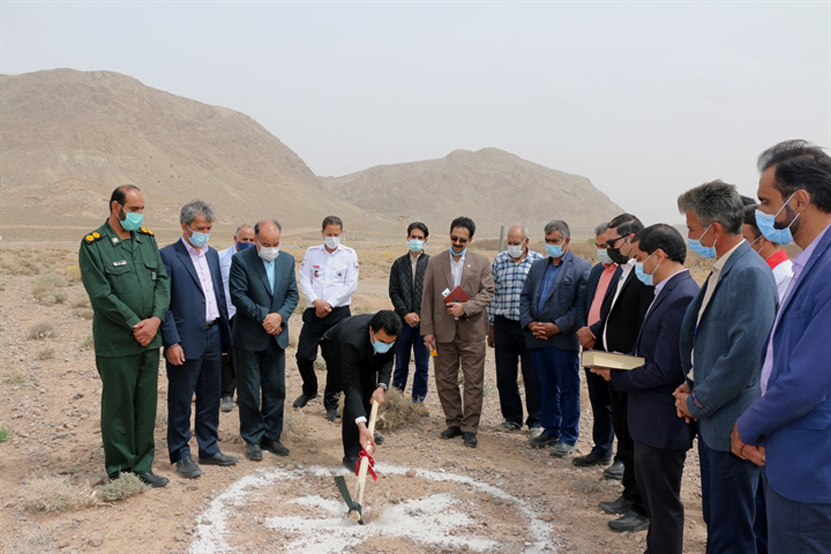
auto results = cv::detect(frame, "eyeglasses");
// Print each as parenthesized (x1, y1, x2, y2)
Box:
(606, 235, 628, 248)
(450, 236, 469, 244)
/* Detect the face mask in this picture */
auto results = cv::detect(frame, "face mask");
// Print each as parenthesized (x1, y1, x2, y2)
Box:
(409, 239, 424, 253)
(507, 244, 525, 259)
(323, 236, 340, 250)
(259, 246, 280, 262)
(237, 241, 255, 251)
(597, 248, 613, 265)
(372, 335, 394, 354)
(187, 227, 210, 248)
(687, 224, 716, 259)
(634, 254, 660, 286)
(449, 246, 466, 257)
(755, 193, 800, 245)
(119, 205, 144, 231)
(545, 243, 564, 258)
(607, 246, 629, 265)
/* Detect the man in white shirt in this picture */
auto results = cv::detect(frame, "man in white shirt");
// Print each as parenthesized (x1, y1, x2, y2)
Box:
(217, 224, 255, 412)
(293, 216, 360, 421)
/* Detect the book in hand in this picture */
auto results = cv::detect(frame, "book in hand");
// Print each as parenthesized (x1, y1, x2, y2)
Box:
(444, 286, 470, 321)
(581, 350, 645, 371)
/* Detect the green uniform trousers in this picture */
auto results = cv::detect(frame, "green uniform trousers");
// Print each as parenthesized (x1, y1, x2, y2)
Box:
(96, 349, 160, 477)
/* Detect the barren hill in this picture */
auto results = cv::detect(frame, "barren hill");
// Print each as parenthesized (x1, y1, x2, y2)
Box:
(0, 69, 385, 240)
(320, 148, 624, 238)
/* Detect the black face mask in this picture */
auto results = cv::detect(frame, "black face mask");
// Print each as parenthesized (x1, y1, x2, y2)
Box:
(607, 247, 629, 265)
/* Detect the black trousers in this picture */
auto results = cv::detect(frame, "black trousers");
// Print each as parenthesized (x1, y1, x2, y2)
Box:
(235, 340, 286, 445)
(610, 387, 646, 515)
(634, 441, 688, 554)
(295, 306, 350, 410)
(493, 315, 540, 428)
(583, 366, 614, 458)
(221, 316, 236, 398)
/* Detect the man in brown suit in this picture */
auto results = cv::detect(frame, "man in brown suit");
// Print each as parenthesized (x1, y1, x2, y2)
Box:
(421, 216, 495, 448)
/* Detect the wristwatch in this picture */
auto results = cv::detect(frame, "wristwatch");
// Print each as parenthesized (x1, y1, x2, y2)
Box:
(376, 382, 388, 391)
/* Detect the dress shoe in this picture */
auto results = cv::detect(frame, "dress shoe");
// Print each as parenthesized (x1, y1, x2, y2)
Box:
(529, 427, 544, 439)
(463, 432, 478, 448)
(220, 396, 234, 412)
(603, 459, 625, 480)
(245, 443, 263, 462)
(175, 456, 203, 479)
(292, 392, 318, 408)
(608, 510, 650, 533)
(137, 472, 169, 488)
(599, 495, 634, 515)
(326, 408, 341, 421)
(440, 426, 463, 439)
(549, 442, 576, 457)
(373, 433, 384, 445)
(343, 455, 359, 472)
(573, 452, 613, 467)
(528, 432, 559, 448)
(199, 452, 239, 466)
(261, 439, 290, 457)
(496, 420, 521, 431)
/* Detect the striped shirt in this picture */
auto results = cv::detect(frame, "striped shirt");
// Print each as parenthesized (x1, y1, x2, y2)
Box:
(487, 249, 544, 322)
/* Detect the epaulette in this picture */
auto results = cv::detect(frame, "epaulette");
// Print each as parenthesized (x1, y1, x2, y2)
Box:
(83, 231, 103, 244)
(139, 228, 155, 236)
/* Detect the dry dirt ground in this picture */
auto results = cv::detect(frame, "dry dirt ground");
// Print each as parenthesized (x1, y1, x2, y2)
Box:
(0, 241, 707, 554)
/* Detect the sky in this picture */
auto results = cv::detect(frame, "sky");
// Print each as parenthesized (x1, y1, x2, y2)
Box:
(1, 1, 829, 225)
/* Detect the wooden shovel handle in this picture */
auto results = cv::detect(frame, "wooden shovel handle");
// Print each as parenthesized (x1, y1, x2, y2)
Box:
(354, 399, 380, 506)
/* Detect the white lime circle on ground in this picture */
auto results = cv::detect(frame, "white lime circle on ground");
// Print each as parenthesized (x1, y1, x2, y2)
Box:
(190, 463, 557, 553)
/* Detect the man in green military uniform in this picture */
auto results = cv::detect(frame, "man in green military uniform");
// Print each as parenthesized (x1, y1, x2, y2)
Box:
(79, 184, 171, 487)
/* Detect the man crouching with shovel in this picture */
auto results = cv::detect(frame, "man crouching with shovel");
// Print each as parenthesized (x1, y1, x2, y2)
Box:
(322, 310, 401, 521)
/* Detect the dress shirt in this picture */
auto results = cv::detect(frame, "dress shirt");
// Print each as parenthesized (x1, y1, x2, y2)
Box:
(299, 244, 359, 307)
(537, 259, 562, 314)
(761, 225, 830, 394)
(766, 250, 794, 302)
(588, 263, 618, 326)
(696, 239, 744, 326)
(262, 256, 276, 293)
(646, 269, 689, 318)
(487, 249, 544, 322)
(602, 259, 635, 351)
(449, 249, 466, 289)
(181, 237, 220, 323)
(410, 251, 422, 288)
(218, 246, 237, 318)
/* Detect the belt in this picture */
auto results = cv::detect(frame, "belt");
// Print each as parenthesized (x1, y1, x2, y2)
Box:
(206, 319, 219, 330)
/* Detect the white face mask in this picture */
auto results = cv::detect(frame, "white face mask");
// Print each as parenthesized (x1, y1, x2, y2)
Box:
(507, 244, 524, 259)
(323, 236, 340, 250)
(259, 246, 280, 262)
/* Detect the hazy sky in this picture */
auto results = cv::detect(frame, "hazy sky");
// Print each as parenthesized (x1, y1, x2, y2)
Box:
(2, 1, 829, 224)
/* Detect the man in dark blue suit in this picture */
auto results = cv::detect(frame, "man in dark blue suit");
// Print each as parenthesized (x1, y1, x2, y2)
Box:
(594, 224, 698, 553)
(229, 219, 299, 461)
(519, 219, 590, 456)
(734, 140, 831, 553)
(674, 181, 777, 554)
(160, 201, 238, 478)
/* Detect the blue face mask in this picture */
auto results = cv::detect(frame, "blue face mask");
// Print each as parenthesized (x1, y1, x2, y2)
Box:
(409, 239, 424, 253)
(687, 224, 716, 259)
(449, 246, 466, 257)
(372, 336, 394, 354)
(237, 241, 255, 251)
(597, 248, 613, 265)
(634, 254, 660, 286)
(119, 206, 144, 231)
(545, 243, 564, 258)
(755, 193, 799, 245)
(188, 227, 210, 248)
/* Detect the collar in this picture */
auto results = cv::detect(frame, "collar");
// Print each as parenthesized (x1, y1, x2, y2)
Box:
(181, 236, 205, 258)
(793, 224, 831, 273)
(713, 238, 744, 272)
(449, 249, 466, 263)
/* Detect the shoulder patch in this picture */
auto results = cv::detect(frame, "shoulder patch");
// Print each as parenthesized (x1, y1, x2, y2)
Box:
(139, 228, 154, 236)
(84, 233, 102, 244)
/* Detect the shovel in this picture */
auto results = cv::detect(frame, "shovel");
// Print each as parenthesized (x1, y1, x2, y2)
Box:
(334, 399, 380, 525)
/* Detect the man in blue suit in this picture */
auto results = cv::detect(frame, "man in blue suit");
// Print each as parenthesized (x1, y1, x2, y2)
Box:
(229, 219, 299, 461)
(160, 201, 238, 478)
(674, 181, 778, 554)
(733, 140, 831, 553)
(519, 219, 590, 456)
(594, 224, 699, 554)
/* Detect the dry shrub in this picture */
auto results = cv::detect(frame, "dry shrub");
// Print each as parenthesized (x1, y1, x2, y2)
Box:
(97, 472, 148, 501)
(32, 283, 68, 306)
(3, 369, 24, 386)
(7, 258, 43, 276)
(72, 307, 95, 320)
(72, 295, 91, 309)
(375, 387, 429, 431)
(79, 334, 94, 351)
(3, 527, 58, 554)
(36, 273, 69, 288)
(64, 264, 82, 283)
(19, 474, 96, 513)
(37, 348, 55, 361)
(283, 407, 308, 436)
(28, 321, 56, 340)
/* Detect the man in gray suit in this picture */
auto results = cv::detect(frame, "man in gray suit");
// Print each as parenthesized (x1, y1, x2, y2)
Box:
(229, 219, 299, 461)
(673, 181, 777, 554)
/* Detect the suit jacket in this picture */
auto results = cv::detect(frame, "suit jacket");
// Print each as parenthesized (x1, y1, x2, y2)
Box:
(321, 314, 395, 421)
(737, 226, 831, 503)
(389, 252, 430, 319)
(610, 271, 699, 451)
(420, 250, 494, 343)
(519, 250, 591, 351)
(159, 240, 231, 359)
(595, 266, 653, 354)
(229, 246, 299, 351)
(585, 262, 622, 337)
(680, 240, 777, 451)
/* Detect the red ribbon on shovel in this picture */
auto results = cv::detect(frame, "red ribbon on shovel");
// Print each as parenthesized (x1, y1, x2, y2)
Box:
(355, 446, 377, 482)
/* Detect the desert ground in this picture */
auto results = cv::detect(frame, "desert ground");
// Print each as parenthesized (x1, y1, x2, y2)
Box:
(0, 238, 709, 554)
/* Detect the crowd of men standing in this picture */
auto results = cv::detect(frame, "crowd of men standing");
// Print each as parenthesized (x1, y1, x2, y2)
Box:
(79, 139, 831, 553)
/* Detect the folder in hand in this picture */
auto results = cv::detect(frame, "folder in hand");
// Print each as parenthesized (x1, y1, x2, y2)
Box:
(443, 286, 470, 305)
